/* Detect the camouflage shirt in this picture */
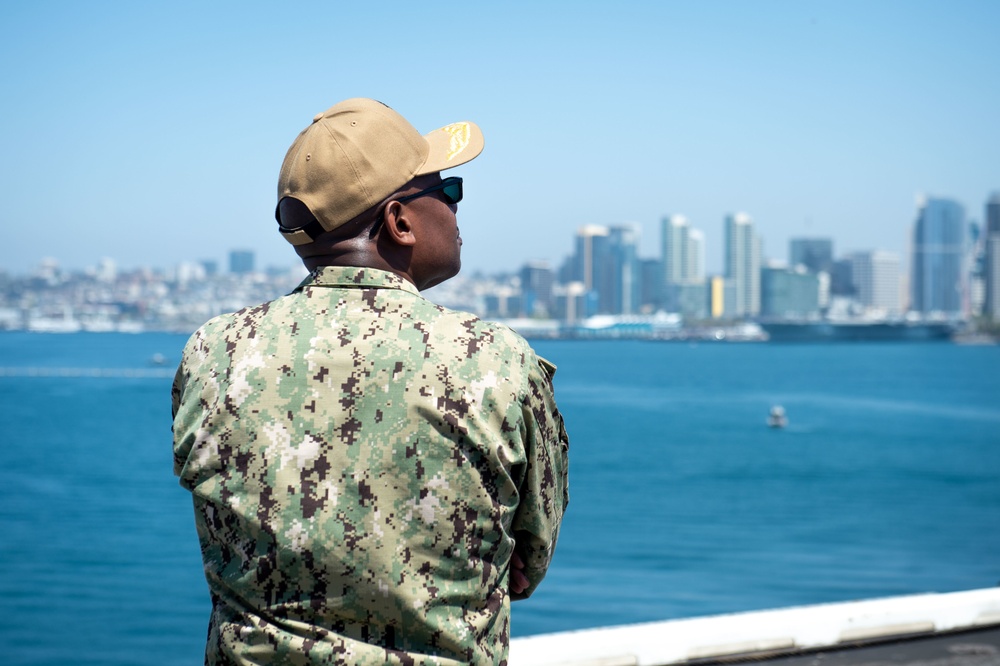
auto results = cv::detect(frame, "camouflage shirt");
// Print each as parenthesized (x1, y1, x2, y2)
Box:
(172, 266, 569, 665)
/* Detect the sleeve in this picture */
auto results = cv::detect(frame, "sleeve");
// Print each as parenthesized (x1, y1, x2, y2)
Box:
(509, 354, 570, 600)
(170, 338, 196, 479)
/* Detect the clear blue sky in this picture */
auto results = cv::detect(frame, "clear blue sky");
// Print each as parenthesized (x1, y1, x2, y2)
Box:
(2, 0, 998, 277)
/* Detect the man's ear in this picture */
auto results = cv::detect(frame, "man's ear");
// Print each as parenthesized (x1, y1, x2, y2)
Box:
(382, 201, 417, 247)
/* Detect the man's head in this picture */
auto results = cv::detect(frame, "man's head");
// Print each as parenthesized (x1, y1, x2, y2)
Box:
(275, 98, 483, 246)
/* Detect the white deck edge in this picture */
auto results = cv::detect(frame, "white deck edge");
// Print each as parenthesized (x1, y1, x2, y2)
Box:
(509, 587, 1000, 666)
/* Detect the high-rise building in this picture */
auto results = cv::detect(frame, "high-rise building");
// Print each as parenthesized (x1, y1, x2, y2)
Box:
(910, 197, 966, 315)
(984, 193, 1000, 321)
(831, 258, 856, 296)
(608, 224, 641, 315)
(519, 261, 555, 318)
(760, 264, 821, 318)
(572, 225, 609, 293)
(638, 258, 663, 312)
(789, 238, 834, 274)
(688, 229, 705, 283)
(552, 282, 588, 322)
(661, 215, 689, 285)
(848, 250, 901, 315)
(571, 224, 642, 315)
(987, 193, 1000, 238)
(229, 249, 256, 275)
(484, 285, 522, 319)
(661, 215, 706, 315)
(724, 212, 761, 317)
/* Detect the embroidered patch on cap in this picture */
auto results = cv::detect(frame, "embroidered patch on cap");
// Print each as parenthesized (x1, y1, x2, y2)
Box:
(444, 123, 472, 161)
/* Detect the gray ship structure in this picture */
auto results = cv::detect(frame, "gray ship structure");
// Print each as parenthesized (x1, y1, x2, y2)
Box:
(758, 319, 957, 342)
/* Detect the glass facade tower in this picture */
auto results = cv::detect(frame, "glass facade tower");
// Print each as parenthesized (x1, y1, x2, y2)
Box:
(725, 212, 761, 317)
(910, 197, 966, 315)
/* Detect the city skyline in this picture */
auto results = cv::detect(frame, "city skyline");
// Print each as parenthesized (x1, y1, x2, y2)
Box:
(3, 2, 999, 276)
(5, 192, 989, 281)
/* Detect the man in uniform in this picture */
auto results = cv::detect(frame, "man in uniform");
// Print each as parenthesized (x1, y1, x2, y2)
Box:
(172, 98, 569, 665)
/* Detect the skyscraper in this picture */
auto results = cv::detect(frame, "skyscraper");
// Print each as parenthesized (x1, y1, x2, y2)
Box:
(661, 215, 689, 286)
(910, 197, 966, 315)
(519, 261, 555, 318)
(724, 212, 761, 317)
(661, 215, 706, 316)
(984, 193, 1000, 321)
(639, 258, 663, 312)
(688, 229, 705, 284)
(572, 225, 609, 293)
(608, 224, 640, 315)
(661, 216, 706, 285)
(848, 250, 901, 315)
(571, 224, 640, 315)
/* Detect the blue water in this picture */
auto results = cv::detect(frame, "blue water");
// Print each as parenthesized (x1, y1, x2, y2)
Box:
(1, 332, 998, 665)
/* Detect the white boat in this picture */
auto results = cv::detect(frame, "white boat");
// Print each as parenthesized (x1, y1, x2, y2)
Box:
(768, 405, 787, 428)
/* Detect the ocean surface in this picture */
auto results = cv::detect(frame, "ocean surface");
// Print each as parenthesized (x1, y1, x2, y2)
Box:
(1, 332, 998, 665)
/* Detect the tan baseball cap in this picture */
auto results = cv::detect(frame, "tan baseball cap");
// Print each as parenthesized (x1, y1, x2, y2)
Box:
(276, 98, 484, 245)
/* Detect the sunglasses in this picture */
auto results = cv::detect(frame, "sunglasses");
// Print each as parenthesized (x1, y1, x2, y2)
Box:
(371, 177, 463, 237)
(395, 176, 463, 206)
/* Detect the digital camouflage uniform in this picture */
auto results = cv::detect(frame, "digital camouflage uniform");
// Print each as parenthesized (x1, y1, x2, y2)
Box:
(172, 266, 569, 665)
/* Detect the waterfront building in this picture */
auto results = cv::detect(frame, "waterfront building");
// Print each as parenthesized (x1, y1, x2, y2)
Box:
(483, 285, 522, 319)
(724, 212, 761, 317)
(552, 281, 588, 322)
(661, 215, 684, 290)
(661, 215, 703, 285)
(848, 250, 902, 315)
(985, 193, 1000, 321)
(831, 258, 855, 296)
(760, 264, 821, 318)
(676, 282, 708, 320)
(689, 229, 705, 283)
(608, 224, 641, 315)
(571, 225, 609, 311)
(968, 221, 985, 317)
(661, 215, 706, 317)
(910, 196, 966, 316)
(639, 258, 662, 312)
(707, 275, 736, 319)
(571, 224, 642, 316)
(229, 249, 256, 275)
(519, 261, 555, 318)
(987, 237, 1000, 322)
(817, 270, 831, 310)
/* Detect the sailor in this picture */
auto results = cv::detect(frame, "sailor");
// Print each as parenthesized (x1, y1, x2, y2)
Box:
(172, 98, 570, 665)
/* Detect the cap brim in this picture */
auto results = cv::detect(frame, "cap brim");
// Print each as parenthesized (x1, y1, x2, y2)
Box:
(417, 121, 485, 175)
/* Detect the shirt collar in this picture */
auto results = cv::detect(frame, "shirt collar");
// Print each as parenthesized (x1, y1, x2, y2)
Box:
(294, 266, 421, 296)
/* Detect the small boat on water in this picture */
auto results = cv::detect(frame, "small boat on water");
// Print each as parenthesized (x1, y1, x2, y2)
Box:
(768, 405, 787, 428)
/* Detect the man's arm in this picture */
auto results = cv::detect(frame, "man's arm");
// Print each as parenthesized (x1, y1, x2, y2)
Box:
(509, 355, 570, 600)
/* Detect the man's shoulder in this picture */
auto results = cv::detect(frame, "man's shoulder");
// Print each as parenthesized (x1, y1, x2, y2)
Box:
(420, 304, 552, 381)
(182, 293, 292, 352)
(430, 303, 532, 349)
